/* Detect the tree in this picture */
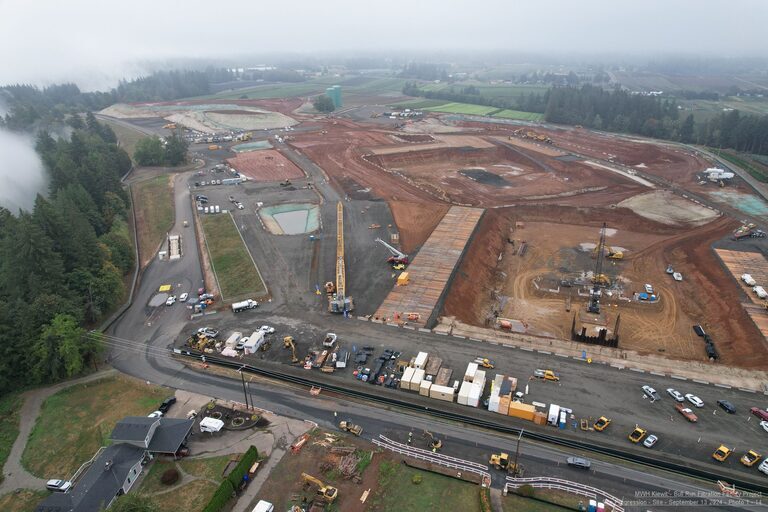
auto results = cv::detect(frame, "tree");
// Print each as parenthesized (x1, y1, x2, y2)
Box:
(680, 114, 695, 143)
(133, 137, 164, 166)
(313, 94, 336, 113)
(163, 133, 188, 166)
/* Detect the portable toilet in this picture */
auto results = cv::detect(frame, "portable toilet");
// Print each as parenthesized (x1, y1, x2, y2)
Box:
(588, 500, 597, 512)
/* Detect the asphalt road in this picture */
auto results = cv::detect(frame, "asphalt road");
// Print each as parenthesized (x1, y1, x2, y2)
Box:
(106, 120, 768, 509)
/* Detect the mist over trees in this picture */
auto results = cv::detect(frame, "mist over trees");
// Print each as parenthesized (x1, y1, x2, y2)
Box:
(0, 119, 133, 395)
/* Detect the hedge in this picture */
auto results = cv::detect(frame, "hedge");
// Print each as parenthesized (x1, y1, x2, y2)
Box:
(480, 487, 492, 512)
(226, 445, 259, 488)
(202, 479, 234, 512)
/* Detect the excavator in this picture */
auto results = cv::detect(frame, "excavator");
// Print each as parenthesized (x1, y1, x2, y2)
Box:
(301, 473, 338, 503)
(283, 336, 299, 363)
(375, 238, 409, 267)
(424, 430, 443, 452)
(489, 452, 525, 476)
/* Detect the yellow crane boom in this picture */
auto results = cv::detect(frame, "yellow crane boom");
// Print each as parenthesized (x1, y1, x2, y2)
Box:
(328, 202, 353, 313)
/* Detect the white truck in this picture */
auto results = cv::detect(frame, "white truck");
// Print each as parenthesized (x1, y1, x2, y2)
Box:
(754, 286, 768, 299)
(742, 274, 757, 286)
(232, 299, 258, 313)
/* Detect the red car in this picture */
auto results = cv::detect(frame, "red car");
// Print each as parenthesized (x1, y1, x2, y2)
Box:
(751, 407, 768, 421)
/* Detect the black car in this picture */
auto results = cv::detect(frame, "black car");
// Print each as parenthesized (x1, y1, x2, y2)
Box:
(717, 400, 736, 414)
(692, 325, 706, 337)
(158, 396, 177, 414)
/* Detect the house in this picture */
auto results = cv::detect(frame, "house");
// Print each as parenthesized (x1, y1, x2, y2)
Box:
(36, 416, 194, 512)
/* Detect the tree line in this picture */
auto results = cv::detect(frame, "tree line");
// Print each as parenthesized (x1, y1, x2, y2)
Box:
(403, 82, 768, 156)
(0, 69, 228, 131)
(0, 115, 133, 396)
(134, 134, 189, 167)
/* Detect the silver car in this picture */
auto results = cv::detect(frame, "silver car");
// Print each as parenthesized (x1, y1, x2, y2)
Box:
(566, 457, 591, 469)
(685, 394, 704, 408)
(643, 434, 659, 448)
(666, 388, 685, 402)
(642, 385, 661, 401)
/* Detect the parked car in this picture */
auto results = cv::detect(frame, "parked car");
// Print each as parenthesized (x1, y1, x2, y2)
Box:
(260, 325, 276, 334)
(237, 203, 244, 210)
(643, 434, 658, 448)
(642, 385, 661, 401)
(761, 420, 768, 434)
(566, 457, 591, 469)
(158, 396, 177, 414)
(666, 388, 685, 402)
(685, 394, 704, 408)
(760, 458, 768, 475)
(165, 295, 177, 306)
(197, 327, 219, 338)
(751, 407, 768, 421)
(46, 479, 72, 492)
(712, 445, 732, 462)
(675, 403, 698, 422)
(179, 292, 189, 302)
(148, 411, 163, 418)
(717, 400, 736, 414)
(235, 340, 246, 351)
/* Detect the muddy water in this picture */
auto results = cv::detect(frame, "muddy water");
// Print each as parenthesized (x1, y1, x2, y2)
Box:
(273, 209, 309, 234)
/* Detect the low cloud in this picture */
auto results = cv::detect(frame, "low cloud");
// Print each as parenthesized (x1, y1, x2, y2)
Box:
(0, 129, 48, 213)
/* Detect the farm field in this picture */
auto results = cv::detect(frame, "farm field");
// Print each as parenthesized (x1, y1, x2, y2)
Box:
(388, 99, 450, 109)
(423, 102, 499, 115)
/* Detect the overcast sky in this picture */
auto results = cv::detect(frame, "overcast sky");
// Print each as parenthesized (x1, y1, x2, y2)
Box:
(1, 0, 767, 89)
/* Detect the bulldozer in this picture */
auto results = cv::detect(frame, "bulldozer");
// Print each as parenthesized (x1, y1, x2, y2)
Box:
(592, 273, 611, 286)
(424, 430, 442, 452)
(301, 473, 338, 503)
(284, 336, 299, 363)
(339, 420, 363, 436)
(489, 452, 524, 476)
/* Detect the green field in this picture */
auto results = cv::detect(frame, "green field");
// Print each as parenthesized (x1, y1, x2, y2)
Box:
(418, 82, 549, 99)
(716, 150, 768, 183)
(491, 109, 545, 121)
(132, 175, 174, 267)
(423, 102, 499, 115)
(0, 393, 22, 484)
(21, 376, 169, 478)
(388, 99, 450, 109)
(200, 214, 266, 300)
(368, 460, 482, 512)
(345, 77, 409, 94)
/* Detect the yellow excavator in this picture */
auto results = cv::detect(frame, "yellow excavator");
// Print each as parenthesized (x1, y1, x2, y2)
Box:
(424, 430, 443, 452)
(301, 473, 338, 503)
(283, 336, 299, 364)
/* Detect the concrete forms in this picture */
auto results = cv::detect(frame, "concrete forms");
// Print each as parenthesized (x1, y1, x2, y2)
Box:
(374, 206, 484, 327)
(714, 249, 768, 339)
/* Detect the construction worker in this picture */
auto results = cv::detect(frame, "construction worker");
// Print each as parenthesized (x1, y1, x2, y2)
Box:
(407, 431, 413, 445)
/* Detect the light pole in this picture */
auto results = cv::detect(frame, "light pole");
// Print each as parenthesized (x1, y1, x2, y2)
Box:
(513, 429, 523, 476)
(238, 365, 250, 410)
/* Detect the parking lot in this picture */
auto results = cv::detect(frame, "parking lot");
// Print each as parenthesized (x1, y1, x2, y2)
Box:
(177, 310, 768, 483)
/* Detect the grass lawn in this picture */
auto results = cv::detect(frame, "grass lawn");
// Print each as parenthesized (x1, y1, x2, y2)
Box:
(152, 479, 218, 512)
(101, 119, 145, 160)
(388, 99, 449, 109)
(367, 460, 482, 512)
(0, 490, 49, 512)
(503, 493, 575, 512)
(133, 175, 174, 266)
(178, 454, 237, 481)
(200, 214, 266, 300)
(423, 102, 499, 116)
(21, 376, 169, 478)
(138, 460, 179, 495)
(0, 393, 22, 484)
(716, 150, 768, 183)
(491, 109, 545, 121)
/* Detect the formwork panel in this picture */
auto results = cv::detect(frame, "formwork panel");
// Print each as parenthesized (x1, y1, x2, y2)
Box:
(375, 206, 484, 326)
(714, 248, 768, 339)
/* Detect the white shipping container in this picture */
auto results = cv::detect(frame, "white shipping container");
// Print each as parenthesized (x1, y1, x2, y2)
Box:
(474, 369, 486, 385)
(414, 351, 429, 370)
(488, 394, 500, 413)
(400, 367, 415, 389)
(458, 381, 472, 406)
(464, 362, 478, 381)
(419, 379, 432, 396)
(429, 384, 456, 402)
(410, 369, 425, 391)
(468, 383, 482, 408)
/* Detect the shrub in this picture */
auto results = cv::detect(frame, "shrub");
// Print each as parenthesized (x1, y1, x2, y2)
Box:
(202, 479, 235, 512)
(480, 487, 492, 512)
(160, 468, 180, 485)
(518, 484, 535, 497)
(226, 445, 259, 488)
(411, 474, 423, 485)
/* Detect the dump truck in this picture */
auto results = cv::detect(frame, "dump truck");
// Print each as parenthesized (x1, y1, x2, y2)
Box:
(338, 420, 363, 436)
(489, 452, 524, 476)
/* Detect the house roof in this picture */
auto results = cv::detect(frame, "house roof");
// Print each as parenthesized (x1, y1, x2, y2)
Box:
(148, 418, 194, 454)
(110, 417, 159, 443)
(35, 443, 145, 512)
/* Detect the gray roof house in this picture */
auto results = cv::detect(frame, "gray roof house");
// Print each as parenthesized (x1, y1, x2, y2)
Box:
(36, 416, 194, 512)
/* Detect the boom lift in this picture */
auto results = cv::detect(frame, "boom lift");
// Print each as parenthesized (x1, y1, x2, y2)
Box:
(301, 473, 338, 503)
(374, 238, 409, 266)
(326, 202, 354, 313)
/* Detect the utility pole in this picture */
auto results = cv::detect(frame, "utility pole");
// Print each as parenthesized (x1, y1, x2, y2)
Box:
(513, 429, 524, 476)
(238, 365, 250, 410)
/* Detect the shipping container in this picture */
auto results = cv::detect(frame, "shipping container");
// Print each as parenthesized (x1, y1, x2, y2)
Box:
(400, 367, 415, 390)
(467, 382, 481, 408)
(474, 369, 486, 385)
(458, 381, 472, 406)
(414, 352, 429, 370)
(424, 357, 442, 376)
(488, 395, 500, 413)
(419, 379, 432, 396)
(464, 362, 478, 381)
(410, 369, 425, 391)
(435, 368, 453, 387)
(507, 377, 518, 393)
(497, 395, 511, 415)
(533, 411, 547, 425)
(508, 402, 536, 421)
(429, 384, 455, 402)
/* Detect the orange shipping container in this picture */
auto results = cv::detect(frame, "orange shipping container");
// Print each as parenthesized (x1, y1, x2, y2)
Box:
(497, 395, 511, 415)
(508, 401, 536, 421)
(533, 411, 547, 425)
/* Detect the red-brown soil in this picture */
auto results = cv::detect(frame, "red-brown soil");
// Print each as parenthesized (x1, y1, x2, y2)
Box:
(389, 201, 450, 253)
(226, 150, 305, 181)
